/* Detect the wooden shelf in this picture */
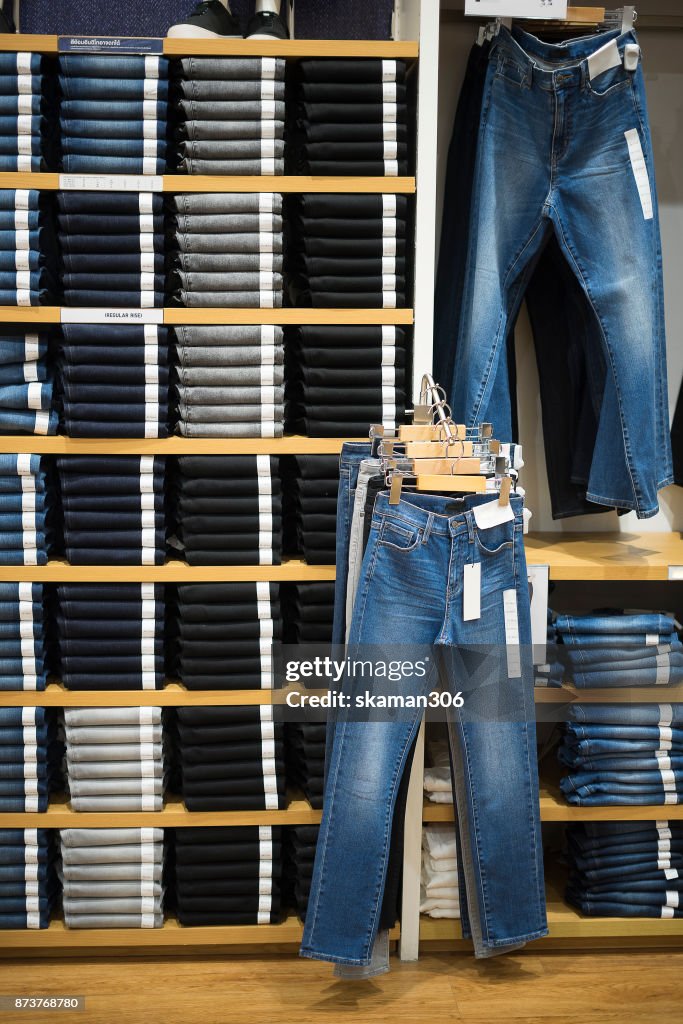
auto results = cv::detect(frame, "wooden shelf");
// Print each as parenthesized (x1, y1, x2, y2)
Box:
(535, 684, 683, 704)
(0, 436, 360, 456)
(0, 682, 275, 707)
(0, 307, 413, 326)
(0, 558, 335, 583)
(0, 172, 415, 194)
(525, 532, 683, 581)
(0, 793, 321, 828)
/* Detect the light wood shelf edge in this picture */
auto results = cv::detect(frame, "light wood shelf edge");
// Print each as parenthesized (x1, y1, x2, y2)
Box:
(0, 436, 361, 455)
(0, 172, 415, 194)
(0, 35, 418, 58)
(526, 531, 683, 581)
(0, 559, 335, 583)
(0, 683, 274, 707)
(0, 307, 414, 326)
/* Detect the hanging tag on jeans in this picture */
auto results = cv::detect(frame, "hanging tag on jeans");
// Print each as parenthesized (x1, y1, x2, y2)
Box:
(463, 563, 481, 621)
(472, 499, 514, 531)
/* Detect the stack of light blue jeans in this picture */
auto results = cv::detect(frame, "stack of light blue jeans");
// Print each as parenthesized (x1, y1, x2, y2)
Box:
(58, 324, 170, 438)
(172, 324, 285, 438)
(57, 455, 167, 565)
(0, 707, 62, 813)
(0, 53, 56, 172)
(566, 821, 683, 918)
(172, 57, 285, 175)
(556, 611, 682, 689)
(0, 328, 57, 436)
(0, 829, 59, 929)
(0, 583, 49, 692)
(560, 703, 683, 805)
(534, 610, 563, 688)
(0, 454, 53, 566)
(57, 191, 166, 308)
(61, 827, 165, 928)
(0, 190, 56, 305)
(64, 708, 166, 813)
(58, 54, 169, 175)
(167, 192, 283, 308)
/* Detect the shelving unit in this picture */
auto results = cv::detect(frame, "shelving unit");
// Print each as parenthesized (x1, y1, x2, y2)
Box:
(0, 559, 335, 583)
(0, 307, 415, 326)
(0, 172, 415, 193)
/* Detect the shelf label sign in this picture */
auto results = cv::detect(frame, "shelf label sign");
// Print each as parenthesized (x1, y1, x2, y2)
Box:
(59, 174, 163, 193)
(465, 0, 567, 18)
(60, 309, 164, 326)
(58, 36, 164, 54)
(527, 564, 549, 663)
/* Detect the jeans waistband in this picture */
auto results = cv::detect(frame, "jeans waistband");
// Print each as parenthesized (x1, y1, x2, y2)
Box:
(493, 25, 638, 90)
(338, 441, 373, 473)
(372, 490, 524, 536)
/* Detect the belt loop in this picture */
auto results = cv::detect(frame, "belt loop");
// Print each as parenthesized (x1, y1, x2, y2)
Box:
(422, 513, 434, 545)
(466, 510, 475, 544)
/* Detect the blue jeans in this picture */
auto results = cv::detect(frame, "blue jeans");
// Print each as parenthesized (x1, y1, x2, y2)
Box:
(450, 26, 672, 517)
(60, 154, 167, 174)
(60, 99, 167, 121)
(569, 704, 683, 727)
(301, 492, 546, 963)
(562, 640, 683, 665)
(58, 76, 170, 102)
(58, 55, 169, 79)
(61, 117, 167, 141)
(555, 612, 676, 635)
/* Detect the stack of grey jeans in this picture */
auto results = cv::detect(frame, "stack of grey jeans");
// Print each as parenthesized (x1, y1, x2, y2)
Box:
(167, 193, 284, 308)
(172, 57, 285, 175)
(60, 828, 165, 928)
(64, 707, 166, 812)
(173, 324, 285, 438)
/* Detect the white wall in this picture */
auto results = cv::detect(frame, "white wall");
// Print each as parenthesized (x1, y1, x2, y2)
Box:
(436, 6, 683, 533)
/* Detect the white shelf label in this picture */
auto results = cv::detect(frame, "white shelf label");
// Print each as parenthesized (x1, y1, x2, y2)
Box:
(60, 309, 164, 325)
(465, 0, 567, 18)
(59, 174, 163, 193)
(527, 564, 549, 663)
(668, 566, 683, 581)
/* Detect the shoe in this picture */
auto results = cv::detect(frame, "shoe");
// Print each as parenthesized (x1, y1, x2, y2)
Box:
(167, 0, 242, 39)
(246, 10, 289, 40)
(0, 5, 16, 32)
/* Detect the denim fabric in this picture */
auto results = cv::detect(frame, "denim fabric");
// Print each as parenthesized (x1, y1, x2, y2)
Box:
(175, 57, 286, 81)
(58, 56, 169, 79)
(59, 76, 170, 102)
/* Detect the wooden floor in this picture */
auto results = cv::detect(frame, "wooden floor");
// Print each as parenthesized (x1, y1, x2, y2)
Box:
(0, 951, 682, 1024)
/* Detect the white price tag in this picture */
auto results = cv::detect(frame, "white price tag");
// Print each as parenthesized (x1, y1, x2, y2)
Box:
(59, 174, 163, 192)
(465, 0, 567, 17)
(463, 562, 481, 622)
(527, 564, 549, 664)
(60, 309, 164, 325)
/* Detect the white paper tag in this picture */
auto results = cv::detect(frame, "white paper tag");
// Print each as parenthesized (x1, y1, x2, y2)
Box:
(587, 38, 622, 81)
(463, 562, 481, 622)
(504, 588, 522, 678)
(59, 174, 163, 192)
(625, 128, 654, 221)
(60, 308, 163, 325)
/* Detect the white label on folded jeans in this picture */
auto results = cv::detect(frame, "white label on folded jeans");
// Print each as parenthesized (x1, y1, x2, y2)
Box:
(263, 774, 278, 795)
(382, 218, 398, 238)
(15, 250, 30, 271)
(139, 233, 155, 253)
(142, 139, 159, 158)
(657, 824, 673, 840)
(658, 856, 671, 870)
(382, 274, 398, 291)
(259, 99, 276, 119)
(17, 53, 32, 74)
(587, 38, 622, 81)
(18, 453, 32, 475)
(383, 101, 397, 123)
(382, 346, 396, 367)
(144, 55, 160, 79)
(144, 79, 159, 101)
(20, 620, 34, 638)
(262, 56, 277, 79)
(646, 633, 659, 645)
(17, 135, 33, 156)
(259, 193, 275, 214)
(383, 81, 397, 102)
(261, 78, 276, 101)
(625, 128, 654, 220)
(660, 769, 676, 790)
(504, 588, 522, 678)
(382, 292, 398, 308)
(383, 236, 397, 256)
(14, 208, 29, 230)
(463, 562, 481, 622)
(17, 114, 33, 135)
(656, 659, 670, 685)
(139, 214, 155, 234)
(666, 891, 680, 908)
(142, 119, 158, 140)
(659, 705, 674, 727)
(260, 119, 277, 140)
(382, 59, 397, 82)
(23, 361, 39, 383)
(17, 155, 32, 171)
(17, 288, 31, 306)
(17, 75, 32, 95)
(15, 229, 30, 251)
(18, 94, 32, 115)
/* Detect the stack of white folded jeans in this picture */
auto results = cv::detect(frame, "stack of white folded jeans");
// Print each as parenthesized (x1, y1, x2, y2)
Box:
(0, 189, 56, 306)
(0, 328, 57, 436)
(0, 454, 54, 566)
(0, 583, 49, 692)
(0, 829, 59, 929)
(167, 192, 283, 308)
(172, 324, 284, 438)
(60, 827, 165, 929)
(421, 825, 460, 919)
(0, 53, 57, 171)
(0, 707, 61, 813)
(172, 57, 285, 175)
(64, 708, 166, 812)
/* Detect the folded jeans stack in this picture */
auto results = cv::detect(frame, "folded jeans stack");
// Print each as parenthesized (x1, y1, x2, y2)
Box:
(290, 59, 409, 176)
(555, 611, 683, 689)
(64, 708, 166, 812)
(58, 324, 170, 438)
(283, 456, 338, 565)
(0, 454, 54, 566)
(173, 826, 284, 926)
(0, 707, 62, 812)
(60, 827, 165, 928)
(175, 706, 285, 811)
(172, 57, 285, 175)
(283, 581, 334, 645)
(287, 194, 409, 308)
(55, 584, 166, 691)
(0, 53, 57, 171)
(285, 324, 408, 436)
(421, 825, 460, 919)
(284, 825, 319, 921)
(172, 455, 281, 566)
(57, 191, 166, 308)
(0, 829, 59, 929)
(58, 54, 169, 174)
(0, 189, 56, 305)
(0, 328, 57, 436)
(167, 192, 283, 307)
(172, 582, 280, 690)
(57, 455, 167, 565)
(423, 735, 453, 805)
(559, 703, 683, 806)
(0, 583, 48, 691)
(286, 722, 325, 811)
(534, 609, 563, 688)
(566, 821, 683, 918)
(173, 324, 284, 438)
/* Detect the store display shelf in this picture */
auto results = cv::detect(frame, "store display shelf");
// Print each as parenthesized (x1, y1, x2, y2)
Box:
(525, 531, 683, 581)
(0, 307, 414, 326)
(535, 684, 683, 704)
(0, 436, 360, 455)
(0, 793, 322, 829)
(0, 683, 275, 707)
(0, 559, 335, 583)
(0, 172, 415, 194)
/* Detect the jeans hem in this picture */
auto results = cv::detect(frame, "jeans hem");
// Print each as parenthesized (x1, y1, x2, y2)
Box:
(584, 489, 661, 519)
(476, 924, 549, 956)
(299, 947, 371, 967)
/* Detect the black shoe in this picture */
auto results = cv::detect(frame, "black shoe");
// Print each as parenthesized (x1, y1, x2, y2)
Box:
(246, 9, 289, 40)
(167, 0, 242, 38)
(0, 5, 16, 33)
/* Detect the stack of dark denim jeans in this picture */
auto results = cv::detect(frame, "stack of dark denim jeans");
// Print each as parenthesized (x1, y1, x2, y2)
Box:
(0, 328, 57, 436)
(284, 825, 319, 921)
(283, 456, 338, 565)
(283, 582, 334, 645)
(285, 325, 407, 436)
(58, 54, 169, 175)
(172, 583, 280, 690)
(290, 59, 409, 175)
(0, 707, 61, 813)
(58, 325, 170, 439)
(167, 193, 283, 308)
(287, 194, 408, 308)
(0, 829, 59, 929)
(286, 723, 325, 811)
(173, 826, 283, 926)
(61, 828, 165, 928)
(57, 456, 166, 565)
(172, 325, 285, 438)
(559, 703, 683, 806)
(0, 53, 57, 172)
(57, 192, 166, 308)
(0, 454, 53, 566)
(175, 706, 285, 811)
(172, 57, 285, 175)
(64, 708, 165, 812)
(556, 611, 682, 689)
(172, 456, 281, 567)
(55, 584, 165, 691)
(0, 583, 48, 692)
(566, 821, 683, 918)
(0, 189, 56, 306)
